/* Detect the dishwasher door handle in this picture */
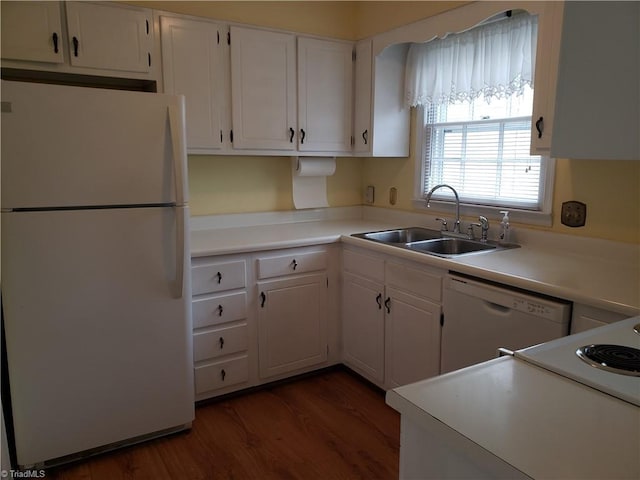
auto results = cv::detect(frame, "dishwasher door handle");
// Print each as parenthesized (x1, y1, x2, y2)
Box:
(481, 300, 512, 315)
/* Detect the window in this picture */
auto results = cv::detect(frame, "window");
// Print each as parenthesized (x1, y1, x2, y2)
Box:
(407, 12, 553, 224)
(421, 85, 549, 211)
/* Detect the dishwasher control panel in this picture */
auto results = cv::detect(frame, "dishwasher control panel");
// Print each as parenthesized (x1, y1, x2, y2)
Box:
(447, 275, 572, 323)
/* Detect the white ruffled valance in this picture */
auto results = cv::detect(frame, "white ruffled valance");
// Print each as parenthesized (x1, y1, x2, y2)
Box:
(405, 13, 538, 107)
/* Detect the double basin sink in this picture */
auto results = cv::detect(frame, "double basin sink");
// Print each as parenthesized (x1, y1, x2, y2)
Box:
(352, 227, 518, 258)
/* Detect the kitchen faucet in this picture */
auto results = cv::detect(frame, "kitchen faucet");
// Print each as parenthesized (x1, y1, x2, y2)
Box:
(425, 184, 461, 234)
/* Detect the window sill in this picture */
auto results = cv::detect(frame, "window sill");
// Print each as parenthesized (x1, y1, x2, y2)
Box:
(411, 199, 552, 227)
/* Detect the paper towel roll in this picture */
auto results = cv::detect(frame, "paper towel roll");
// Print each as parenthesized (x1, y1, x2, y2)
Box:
(292, 157, 336, 209)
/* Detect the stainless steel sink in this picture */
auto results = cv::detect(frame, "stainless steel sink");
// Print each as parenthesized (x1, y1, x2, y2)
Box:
(352, 227, 518, 258)
(356, 227, 441, 244)
(406, 238, 497, 256)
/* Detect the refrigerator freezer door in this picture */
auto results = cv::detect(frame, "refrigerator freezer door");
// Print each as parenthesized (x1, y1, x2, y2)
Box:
(0, 81, 188, 209)
(1, 206, 193, 467)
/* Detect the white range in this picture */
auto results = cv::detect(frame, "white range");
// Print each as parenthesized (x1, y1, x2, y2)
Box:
(386, 316, 640, 479)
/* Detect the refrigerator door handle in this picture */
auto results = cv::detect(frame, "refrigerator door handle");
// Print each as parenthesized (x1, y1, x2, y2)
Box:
(167, 102, 188, 205)
(173, 206, 186, 299)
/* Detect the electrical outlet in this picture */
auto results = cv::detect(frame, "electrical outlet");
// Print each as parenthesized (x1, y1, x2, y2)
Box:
(561, 201, 586, 227)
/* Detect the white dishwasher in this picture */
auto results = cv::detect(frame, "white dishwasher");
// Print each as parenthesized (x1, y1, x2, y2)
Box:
(441, 274, 571, 374)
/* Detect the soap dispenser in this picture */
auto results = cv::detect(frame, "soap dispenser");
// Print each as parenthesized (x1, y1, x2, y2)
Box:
(499, 211, 511, 244)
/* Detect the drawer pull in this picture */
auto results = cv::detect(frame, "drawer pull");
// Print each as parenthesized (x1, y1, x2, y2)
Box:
(52, 32, 59, 53)
(291, 259, 298, 270)
(72, 36, 79, 57)
(376, 293, 382, 309)
(384, 297, 391, 314)
(219, 337, 225, 349)
(217, 304, 224, 317)
(260, 292, 266, 308)
(215, 271, 222, 284)
(221, 369, 226, 381)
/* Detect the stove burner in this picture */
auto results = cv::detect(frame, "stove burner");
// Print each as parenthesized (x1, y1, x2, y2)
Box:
(576, 344, 640, 377)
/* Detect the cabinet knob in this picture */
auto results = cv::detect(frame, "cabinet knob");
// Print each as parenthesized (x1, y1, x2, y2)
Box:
(291, 259, 298, 270)
(221, 369, 226, 381)
(217, 304, 224, 317)
(216, 271, 222, 284)
(219, 337, 225, 349)
(535, 116, 544, 139)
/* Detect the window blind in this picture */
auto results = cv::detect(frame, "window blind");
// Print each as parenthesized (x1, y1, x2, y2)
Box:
(423, 113, 545, 210)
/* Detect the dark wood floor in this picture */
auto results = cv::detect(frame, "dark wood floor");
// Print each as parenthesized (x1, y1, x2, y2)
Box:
(46, 368, 400, 479)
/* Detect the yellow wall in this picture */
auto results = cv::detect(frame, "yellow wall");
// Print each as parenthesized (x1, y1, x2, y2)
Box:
(188, 156, 363, 216)
(127, 1, 639, 244)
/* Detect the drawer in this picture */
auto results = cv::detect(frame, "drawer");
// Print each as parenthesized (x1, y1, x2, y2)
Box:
(192, 292, 247, 329)
(385, 262, 442, 303)
(195, 355, 249, 395)
(192, 260, 246, 295)
(194, 323, 248, 362)
(343, 248, 384, 282)
(257, 251, 327, 279)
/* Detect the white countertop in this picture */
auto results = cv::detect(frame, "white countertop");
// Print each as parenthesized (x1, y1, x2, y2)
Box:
(190, 212, 640, 315)
(386, 356, 640, 479)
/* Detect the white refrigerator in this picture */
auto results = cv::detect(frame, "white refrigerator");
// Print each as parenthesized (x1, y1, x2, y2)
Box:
(0, 80, 194, 468)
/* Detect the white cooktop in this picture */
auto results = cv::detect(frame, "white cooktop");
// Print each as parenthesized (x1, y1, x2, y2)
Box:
(515, 316, 640, 406)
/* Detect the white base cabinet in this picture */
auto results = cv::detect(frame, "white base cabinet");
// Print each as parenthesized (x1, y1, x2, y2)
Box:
(258, 273, 328, 379)
(342, 246, 444, 390)
(191, 256, 251, 401)
(190, 245, 338, 400)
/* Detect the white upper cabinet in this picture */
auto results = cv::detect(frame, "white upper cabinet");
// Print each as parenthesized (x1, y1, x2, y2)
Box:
(1, 1, 64, 64)
(550, 1, 640, 160)
(297, 37, 353, 153)
(230, 26, 297, 151)
(1, 1, 155, 81)
(160, 16, 228, 152)
(65, 2, 153, 73)
(353, 39, 372, 154)
(354, 39, 412, 157)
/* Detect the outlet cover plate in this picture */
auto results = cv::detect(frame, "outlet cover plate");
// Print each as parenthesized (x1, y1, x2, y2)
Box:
(561, 201, 587, 227)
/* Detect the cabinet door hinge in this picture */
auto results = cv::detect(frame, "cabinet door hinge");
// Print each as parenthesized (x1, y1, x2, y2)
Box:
(440, 313, 444, 327)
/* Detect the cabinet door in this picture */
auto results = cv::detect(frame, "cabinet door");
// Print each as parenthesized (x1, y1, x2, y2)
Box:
(230, 26, 296, 150)
(297, 37, 353, 152)
(1, 1, 64, 63)
(65, 2, 152, 73)
(342, 272, 385, 384)
(529, 2, 564, 155)
(353, 39, 372, 154)
(385, 287, 441, 389)
(258, 273, 327, 378)
(160, 16, 226, 151)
